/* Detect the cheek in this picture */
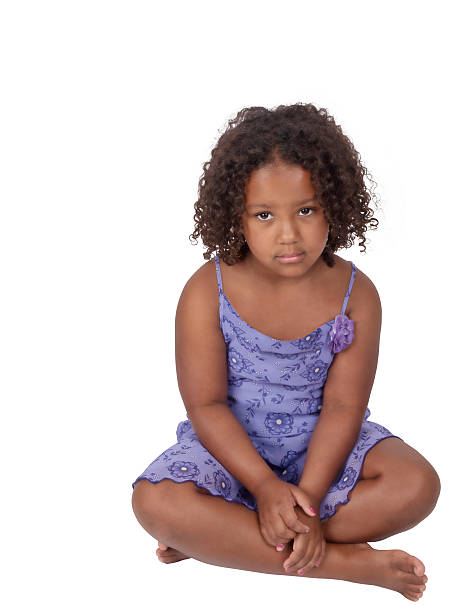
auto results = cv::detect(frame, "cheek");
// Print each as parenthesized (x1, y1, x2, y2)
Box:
(241, 214, 252, 233)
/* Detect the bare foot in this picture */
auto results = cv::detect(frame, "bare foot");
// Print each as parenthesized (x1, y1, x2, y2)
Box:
(155, 538, 428, 601)
(344, 543, 428, 602)
(156, 540, 190, 564)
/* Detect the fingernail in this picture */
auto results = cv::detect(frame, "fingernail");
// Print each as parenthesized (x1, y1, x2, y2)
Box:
(315, 561, 321, 567)
(298, 569, 304, 575)
(284, 565, 290, 571)
(309, 506, 317, 515)
(276, 544, 284, 551)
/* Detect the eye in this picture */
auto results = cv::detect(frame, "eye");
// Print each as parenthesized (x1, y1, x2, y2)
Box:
(255, 211, 273, 221)
(255, 207, 314, 221)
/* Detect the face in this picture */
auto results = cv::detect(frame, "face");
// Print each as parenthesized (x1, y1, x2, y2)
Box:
(241, 160, 330, 279)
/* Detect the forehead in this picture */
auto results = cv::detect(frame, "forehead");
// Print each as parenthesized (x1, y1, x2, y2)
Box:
(245, 162, 314, 203)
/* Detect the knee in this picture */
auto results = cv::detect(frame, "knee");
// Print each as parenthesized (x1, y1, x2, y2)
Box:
(131, 479, 164, 527)
(414, 464, 441, 510)
(131, 478, 198, 529)
(399, 464, 441, 521)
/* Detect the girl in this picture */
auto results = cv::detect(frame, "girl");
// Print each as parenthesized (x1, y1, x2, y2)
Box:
(131, 103, 440, 601)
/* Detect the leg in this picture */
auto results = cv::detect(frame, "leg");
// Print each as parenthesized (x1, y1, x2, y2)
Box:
(132, 478, 428, 601)
(322, 437, 441, 544)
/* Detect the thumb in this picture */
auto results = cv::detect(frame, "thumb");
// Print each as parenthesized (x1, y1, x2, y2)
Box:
(291, 487, 318, 518)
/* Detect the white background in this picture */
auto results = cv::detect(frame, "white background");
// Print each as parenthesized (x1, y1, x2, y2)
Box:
(1, 1, 456, 610)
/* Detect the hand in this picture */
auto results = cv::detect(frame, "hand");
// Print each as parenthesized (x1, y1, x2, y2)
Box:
(253, 475, 319, 549)
(282, 505, 326, 575)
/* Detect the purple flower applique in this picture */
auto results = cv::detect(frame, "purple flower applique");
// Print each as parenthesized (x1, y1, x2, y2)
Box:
(328, 314, 355, 353)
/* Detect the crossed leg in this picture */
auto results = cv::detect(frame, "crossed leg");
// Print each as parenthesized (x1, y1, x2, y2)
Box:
(322, 437, 441, 543)
(132, 437, 440, 601)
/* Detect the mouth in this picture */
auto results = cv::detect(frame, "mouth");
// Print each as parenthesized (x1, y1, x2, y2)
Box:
(276, 252, 305, 263)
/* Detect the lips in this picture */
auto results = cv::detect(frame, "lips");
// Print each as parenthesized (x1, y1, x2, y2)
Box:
(276, 252, 305, 264)
(277, 252, 304, 257)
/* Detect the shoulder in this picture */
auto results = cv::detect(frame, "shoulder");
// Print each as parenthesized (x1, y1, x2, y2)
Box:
(322, 260, 382, 412)
(348, 267, 381, 328)
(175, 258, 228, 411)
(176, 258, 220, 326)
(180, 257, 218, 297)
(332, 255, 380, 318)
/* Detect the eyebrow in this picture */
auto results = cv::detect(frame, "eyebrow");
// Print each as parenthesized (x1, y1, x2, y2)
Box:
(246, 197, 317, 210)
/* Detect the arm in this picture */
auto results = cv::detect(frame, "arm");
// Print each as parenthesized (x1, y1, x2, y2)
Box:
(186, 402, 276, 498)
(298, 271, 382, 506)
(175, 262, 275, 498)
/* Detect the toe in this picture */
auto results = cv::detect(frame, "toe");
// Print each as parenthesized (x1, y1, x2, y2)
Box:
(393, 551, 425, 579)
(157, 550, 171, 558)
(406, 575, 427, 587)
(407, 584, 426, 594)
(409, 555, 425, 577)
(403, 593, 419, 602)
(405, 589, 424, 602)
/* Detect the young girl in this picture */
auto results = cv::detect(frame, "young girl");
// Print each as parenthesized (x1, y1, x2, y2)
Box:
(131, 103, 440, 601)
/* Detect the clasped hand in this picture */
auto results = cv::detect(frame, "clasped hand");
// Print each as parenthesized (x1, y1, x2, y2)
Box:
(254, 475, 326, 575)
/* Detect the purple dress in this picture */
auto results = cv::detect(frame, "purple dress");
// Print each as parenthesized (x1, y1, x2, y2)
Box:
(132, 256, 402, 520)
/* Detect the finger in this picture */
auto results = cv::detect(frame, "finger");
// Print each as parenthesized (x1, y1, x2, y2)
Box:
(283, 510, 311, 535)
(291, 488, 318, 518)
(282, 535, 301, 571)
(296, 536, 321, 574)
(275, 539, 292, 552)
(283, 534, 310, 573)
(269, 516, 297, 546)
(269, 513, 298, 543)
(259, 523, 277, 549)
(268, 525, 294, 549)
(317, 538, 326, 566)
(278, 521, 299, 540)
(291, 546, 314, 574)
(301, 543, 322, 574)
(259, 513, 285, 548)
(260, 505, 291, 540)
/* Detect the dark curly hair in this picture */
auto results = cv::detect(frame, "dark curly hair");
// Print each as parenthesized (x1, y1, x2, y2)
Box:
(189, 103, 380, 267)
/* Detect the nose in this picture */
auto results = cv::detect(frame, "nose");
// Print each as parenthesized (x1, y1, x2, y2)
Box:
(277, 219, 302, 244)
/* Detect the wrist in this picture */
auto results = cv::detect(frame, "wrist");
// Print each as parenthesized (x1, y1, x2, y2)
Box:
(297, 483, 322, 508)
(251, 472, 279, 499)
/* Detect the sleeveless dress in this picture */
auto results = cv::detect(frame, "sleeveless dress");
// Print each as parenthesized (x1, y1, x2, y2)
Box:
(132, 256, 402, 520)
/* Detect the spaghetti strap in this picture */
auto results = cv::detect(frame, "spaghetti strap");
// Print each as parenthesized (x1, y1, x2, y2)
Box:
(133, 253, 400, 522)
(214, 255, 223, 294)
(341, 261, 357, 315)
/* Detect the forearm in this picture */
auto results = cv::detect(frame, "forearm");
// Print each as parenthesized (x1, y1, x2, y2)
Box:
(298, 407, 364, 505)
(187, 402, 276, 498)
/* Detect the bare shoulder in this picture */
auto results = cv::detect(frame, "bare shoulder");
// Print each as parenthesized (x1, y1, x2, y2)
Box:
(322, 257, 382, 413)
(176, 258, 219, 321)
(175, 258, 227, 412)
(330, 255, 380, 318)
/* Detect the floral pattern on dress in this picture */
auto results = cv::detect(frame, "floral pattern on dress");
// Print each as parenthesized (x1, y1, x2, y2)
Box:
(132, 257, 402, 521)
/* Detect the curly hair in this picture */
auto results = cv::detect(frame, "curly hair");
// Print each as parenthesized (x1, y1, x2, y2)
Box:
(189, 103, 380, 267)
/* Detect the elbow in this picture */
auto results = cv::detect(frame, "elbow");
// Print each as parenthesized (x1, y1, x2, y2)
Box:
(323, 402, 367, 414)
(322, 403, 368, 424)
(186, 400, 228, 417)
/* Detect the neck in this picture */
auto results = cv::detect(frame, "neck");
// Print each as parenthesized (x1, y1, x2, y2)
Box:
(242, 252, 328, 292)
